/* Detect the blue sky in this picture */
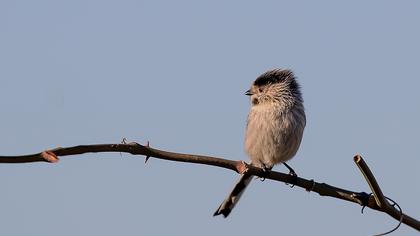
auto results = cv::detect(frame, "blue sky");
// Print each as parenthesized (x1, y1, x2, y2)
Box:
(1, 1, 419, 235)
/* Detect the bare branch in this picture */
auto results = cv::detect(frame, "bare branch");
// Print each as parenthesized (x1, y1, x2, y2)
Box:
(0, 143, 419, 232)
(354, 155, 416, 235)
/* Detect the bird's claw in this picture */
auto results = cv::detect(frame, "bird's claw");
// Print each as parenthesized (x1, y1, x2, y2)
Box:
(286, 170, 298, 187)
(259, 166, 271, 182)
(283, 163, 298, 187)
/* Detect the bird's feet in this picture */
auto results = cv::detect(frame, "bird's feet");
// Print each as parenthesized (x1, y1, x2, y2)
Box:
(283, 163, 298, 187)
(259, 166, 271, 181)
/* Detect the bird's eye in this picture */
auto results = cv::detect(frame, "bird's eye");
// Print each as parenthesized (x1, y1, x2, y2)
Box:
(252, 98, 259, 105)
(258, 87, 263, 93)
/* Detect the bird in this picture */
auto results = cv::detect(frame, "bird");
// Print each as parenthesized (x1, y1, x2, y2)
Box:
(213, 68, 306, 217)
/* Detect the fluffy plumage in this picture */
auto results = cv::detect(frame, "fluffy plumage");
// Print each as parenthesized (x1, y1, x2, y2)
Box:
(214, 68, 306, 217)
(246, 68, 305, 168)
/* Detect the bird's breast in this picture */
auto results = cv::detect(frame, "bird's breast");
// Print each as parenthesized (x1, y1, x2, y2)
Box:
(245, 104, 305, 168)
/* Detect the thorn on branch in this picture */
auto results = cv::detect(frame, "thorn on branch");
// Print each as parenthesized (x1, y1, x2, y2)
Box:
(119, 137, 128, 157)
(121, 137, 127, 144)
(144, 141, 151, 164)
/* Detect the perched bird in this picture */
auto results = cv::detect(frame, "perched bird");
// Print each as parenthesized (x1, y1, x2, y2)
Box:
(214, 68, 306, 217)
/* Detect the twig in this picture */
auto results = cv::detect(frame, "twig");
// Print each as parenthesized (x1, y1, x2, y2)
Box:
(354, 155, 405, 235)
(0, 143, 419, 232)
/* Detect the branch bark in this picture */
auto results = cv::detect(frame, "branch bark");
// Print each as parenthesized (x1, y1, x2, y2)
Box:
(1, 142, 419, 232)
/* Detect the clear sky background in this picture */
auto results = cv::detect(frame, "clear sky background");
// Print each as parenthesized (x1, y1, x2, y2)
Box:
(1, 1, 419, 235)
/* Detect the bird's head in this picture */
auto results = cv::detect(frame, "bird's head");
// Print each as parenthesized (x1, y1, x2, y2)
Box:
(245, 69, 302, 108)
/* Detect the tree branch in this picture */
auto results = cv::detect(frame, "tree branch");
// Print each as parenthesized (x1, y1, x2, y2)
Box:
(0, 142, 419, 232)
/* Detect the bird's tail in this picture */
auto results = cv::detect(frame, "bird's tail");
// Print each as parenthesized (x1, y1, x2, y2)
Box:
(213, 174, 253, 217)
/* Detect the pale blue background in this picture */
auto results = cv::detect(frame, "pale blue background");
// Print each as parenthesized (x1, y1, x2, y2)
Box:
(1, 1, 419, 235)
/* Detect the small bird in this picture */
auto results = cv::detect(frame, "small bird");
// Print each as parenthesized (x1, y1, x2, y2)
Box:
(213, 68, 306, 217)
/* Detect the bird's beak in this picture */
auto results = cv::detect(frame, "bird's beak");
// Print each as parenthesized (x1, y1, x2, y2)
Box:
(245, 90, 253, 96)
